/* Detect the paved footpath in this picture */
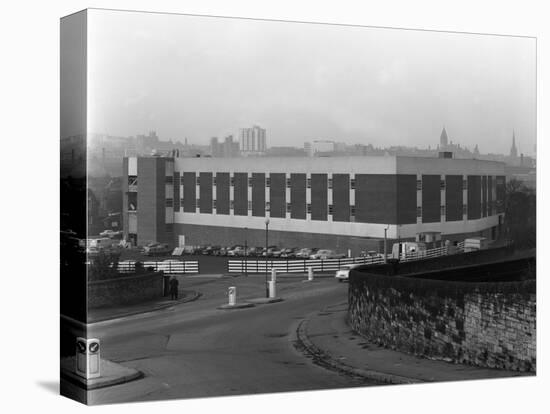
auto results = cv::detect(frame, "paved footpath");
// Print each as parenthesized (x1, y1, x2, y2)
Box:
(298, 301, 533, 384)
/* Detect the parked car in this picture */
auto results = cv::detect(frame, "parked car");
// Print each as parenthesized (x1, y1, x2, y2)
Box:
(296, 247, 318, 259)
(261, 246, 279, 257)
(271, 247, 284, 258)
(227, 245, 245, 257)
(144, 243, 172, 256)
(335, 264, 362, 282)
(310, 249, 346, 260)
(280, 247, 299, 259)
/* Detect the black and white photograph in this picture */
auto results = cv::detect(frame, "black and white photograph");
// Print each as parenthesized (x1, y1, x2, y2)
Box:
(58, 7, 538, 405)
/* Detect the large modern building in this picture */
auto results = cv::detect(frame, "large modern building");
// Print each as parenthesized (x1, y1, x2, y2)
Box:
(122, 155, 506, 254)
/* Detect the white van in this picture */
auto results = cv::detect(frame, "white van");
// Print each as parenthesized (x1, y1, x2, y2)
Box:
(391, 242, 427, 260)
(86, 237, 118, 251)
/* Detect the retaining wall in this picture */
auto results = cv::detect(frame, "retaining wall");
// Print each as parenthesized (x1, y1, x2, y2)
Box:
(348, 259, 536, 372)
(88, 271, 163, 309)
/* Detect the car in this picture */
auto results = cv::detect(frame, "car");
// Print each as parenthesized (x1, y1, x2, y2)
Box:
(310, 249, 346, 260)
(157, 259, 184, 273)
(99, 229, 117, 237)
(227, 245, 245, 256)
(271, 247, 284, 258)
(296, 247, 318, 259)
(280, 247, 299, 259)
(261, 246, 279, 257)
(335, 264, 362, 282)
(143, 243, 172, 256)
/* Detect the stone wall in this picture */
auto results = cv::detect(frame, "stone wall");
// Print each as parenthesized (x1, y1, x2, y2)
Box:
(88, 271, 163, 309)
(348, 265, 536, 372)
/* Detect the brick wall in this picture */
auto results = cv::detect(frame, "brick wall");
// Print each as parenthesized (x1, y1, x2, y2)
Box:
(348, 265, 536, 372)
(88, 272, 163, 309)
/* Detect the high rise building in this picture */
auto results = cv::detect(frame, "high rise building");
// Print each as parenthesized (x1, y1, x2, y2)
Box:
(239, 125, 267, 153)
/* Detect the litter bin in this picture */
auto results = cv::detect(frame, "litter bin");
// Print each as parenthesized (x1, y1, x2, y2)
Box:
(75, 337, 101, 379)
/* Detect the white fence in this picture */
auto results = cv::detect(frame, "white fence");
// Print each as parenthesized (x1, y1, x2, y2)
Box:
(228, 242, 466, 274)
(228, 255, 386, 274)
(117, 260, 199, 274)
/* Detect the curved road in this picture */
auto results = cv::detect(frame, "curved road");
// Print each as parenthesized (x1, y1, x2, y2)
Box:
(75, 276, 378, 404)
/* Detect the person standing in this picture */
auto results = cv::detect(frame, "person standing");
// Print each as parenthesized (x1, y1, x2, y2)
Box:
(169, 276, 179, 300)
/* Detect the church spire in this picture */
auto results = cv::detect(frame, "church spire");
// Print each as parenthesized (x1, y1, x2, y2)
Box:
(510, 130, 518, 158)
(440, 127, 448, 149)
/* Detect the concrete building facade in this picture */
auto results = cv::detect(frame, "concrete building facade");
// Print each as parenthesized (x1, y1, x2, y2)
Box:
(123, 155, 506, 254)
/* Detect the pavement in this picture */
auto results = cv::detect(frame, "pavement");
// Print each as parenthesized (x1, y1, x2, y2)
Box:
(297, 301, 533, 384)
(87, 289, 201, 323)
(62, 274, 532, 401)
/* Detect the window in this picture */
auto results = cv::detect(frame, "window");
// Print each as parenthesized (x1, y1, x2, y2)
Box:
(463, 180, 468, 190)
(266, 201, 270, 211)
(440, 205, 445, 216)
(196, 176, 200, 186)
(351, 179, 356, 190)
(307, 178, 311, 188)
(230, 200, 234, 209)
(248, 201, 252, 210)
(286, 178, 291, 188)
(463, 204, 467, 215)
(196, 198, 200, 206)
(165, 176, 174, 184)
(165, 224, 173, 233)
(213, 200, 217, 209)
(213, 176, 217, 186)
(180, 199, 184, 209)
(328, 179, 333, 189)
(230, 176, 235, 186)
(128, 176, 138, 186)
(307, 203, 312, 214)
(266, 177, 270, 187)
(440, 179, 445, 190)
(248, 177, 253, 187)
(286, 203, 292, 213)
(417, 206, 422, 217)
(416, 180, 422, 191)
(329, 204, 334, 215)
(350, 205, 356, 216)
(165, 198, 173, 207)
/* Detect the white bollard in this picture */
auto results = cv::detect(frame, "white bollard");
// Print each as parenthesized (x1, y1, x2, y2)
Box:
(268, 280, 276, 298)
(307, 267, 314, 281)
(228, 286, 237, 306)
(348, 249, 351, 258)
(271, 268, 277, 282)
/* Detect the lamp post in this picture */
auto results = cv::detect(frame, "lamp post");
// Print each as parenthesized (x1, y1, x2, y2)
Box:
(383, 225, 389, 263)
(264, 217, 270, 297)
(244, 227, 248, 278)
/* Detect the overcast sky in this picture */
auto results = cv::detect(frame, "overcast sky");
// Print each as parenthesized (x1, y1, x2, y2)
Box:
(87, 9, 536, 155)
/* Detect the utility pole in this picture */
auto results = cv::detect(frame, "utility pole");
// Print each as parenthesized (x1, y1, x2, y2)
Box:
(264, 218, 270, 297)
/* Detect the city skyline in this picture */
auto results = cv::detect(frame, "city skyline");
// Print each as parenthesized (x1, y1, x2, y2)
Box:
(86, 10, 536, 156)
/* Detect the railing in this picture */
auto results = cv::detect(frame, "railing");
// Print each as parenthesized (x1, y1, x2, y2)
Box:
(227, 255, 386, 274)
(117, 260, 199, 274)
(228, 243, 468, 273)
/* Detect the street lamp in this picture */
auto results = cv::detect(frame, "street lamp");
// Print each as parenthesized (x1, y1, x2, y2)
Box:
(244, 227, 248, 278)
(264, 217, 270, 298)
(383, 225, 389, 263)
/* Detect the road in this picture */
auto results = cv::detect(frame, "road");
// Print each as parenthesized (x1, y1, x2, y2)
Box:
(70, 275, 379, 404)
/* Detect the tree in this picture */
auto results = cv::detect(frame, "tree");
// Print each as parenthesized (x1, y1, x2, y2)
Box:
(504, 179, 536, 249)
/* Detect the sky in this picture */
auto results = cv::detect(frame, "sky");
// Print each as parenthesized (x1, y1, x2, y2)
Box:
(87, 9, 536, 155)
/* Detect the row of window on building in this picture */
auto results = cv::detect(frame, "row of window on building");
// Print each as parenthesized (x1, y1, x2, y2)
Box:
(165, 198, 501, 218)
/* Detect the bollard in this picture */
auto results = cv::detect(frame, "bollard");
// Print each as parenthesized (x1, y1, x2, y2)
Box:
(75, 337, 101, 379)
(271, 268, 277, 282)
(268, 280, 276, 298)
(308, 267, 314, 281)
(347, 249, 351, 258)
(228, 286, 237, 306)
